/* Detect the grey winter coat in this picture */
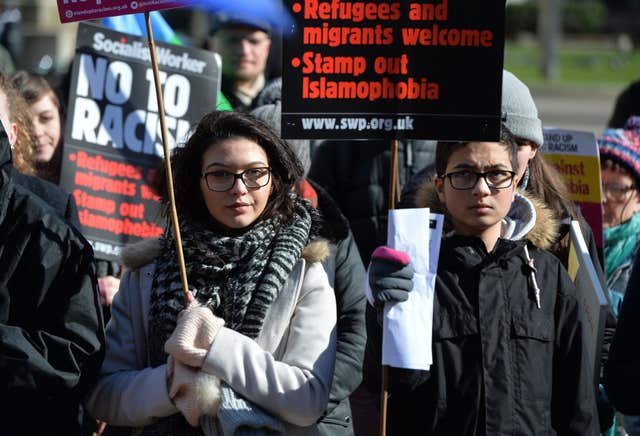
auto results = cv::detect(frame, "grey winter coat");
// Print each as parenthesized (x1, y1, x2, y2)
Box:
(86, 238, 337, 435)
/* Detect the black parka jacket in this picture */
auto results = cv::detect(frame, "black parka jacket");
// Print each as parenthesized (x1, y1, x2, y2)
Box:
(310, 180, 367, 435)
(0, 134, 105, 434)
(364, 185, 599, 435)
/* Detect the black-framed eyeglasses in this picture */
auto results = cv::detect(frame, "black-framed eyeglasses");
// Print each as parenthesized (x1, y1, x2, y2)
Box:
(602, 182, 636, 200)
(202, 167, 272, 192)
(440, 169, 516, 190)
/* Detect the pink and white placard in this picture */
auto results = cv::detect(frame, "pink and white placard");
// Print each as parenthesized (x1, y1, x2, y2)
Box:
(57, 0, 193, 23)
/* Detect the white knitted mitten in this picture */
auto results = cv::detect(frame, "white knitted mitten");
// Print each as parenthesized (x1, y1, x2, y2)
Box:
(165, 301, 225, 368)
(167, 356, 222, 427)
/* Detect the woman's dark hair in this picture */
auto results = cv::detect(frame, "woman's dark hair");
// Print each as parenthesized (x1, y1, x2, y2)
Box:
(434, 124, 518, 177)
(157, 110, 304, 229)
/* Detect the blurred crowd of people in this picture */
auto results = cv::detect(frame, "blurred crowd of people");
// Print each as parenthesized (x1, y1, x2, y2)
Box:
(1, 3, 640, 436)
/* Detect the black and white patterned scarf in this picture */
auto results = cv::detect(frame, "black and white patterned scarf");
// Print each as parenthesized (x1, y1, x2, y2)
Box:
(140, 198, 321, 436)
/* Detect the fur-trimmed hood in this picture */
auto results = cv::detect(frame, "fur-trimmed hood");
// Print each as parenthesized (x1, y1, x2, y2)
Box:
(121, 236, 331, 271)
(412, 181, 559, 250)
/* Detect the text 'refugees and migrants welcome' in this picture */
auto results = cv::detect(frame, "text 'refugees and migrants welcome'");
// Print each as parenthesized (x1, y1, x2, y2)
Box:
(282, 0, 506, 140)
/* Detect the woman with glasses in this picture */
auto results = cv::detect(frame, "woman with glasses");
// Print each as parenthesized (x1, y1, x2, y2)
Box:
(598, 116, 640, 436)
(86, 110, 336, 435)
(598, 117, 640, 315)
(364, 127, 599, 435)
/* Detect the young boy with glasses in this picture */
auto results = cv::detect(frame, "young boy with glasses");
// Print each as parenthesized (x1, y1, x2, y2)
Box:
(363, 127, 600, 435)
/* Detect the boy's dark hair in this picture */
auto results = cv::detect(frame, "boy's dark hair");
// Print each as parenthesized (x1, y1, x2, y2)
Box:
(435, 125, 518, 176)
(157, 110, 303, 228)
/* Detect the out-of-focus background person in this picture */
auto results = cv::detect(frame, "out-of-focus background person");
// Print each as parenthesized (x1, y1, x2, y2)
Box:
(598, 116, 640, 314)
(11, 69, 63, 184)
(207, 14, 273, 112)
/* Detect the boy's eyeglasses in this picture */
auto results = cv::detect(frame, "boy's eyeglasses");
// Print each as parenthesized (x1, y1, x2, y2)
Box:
(440, 170, 516, 190)
(202, 167, 272, 192)
(602, 182, 636, 200)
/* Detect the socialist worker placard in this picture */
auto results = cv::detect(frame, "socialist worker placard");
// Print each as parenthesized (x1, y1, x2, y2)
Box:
(60, 22, 220, 261)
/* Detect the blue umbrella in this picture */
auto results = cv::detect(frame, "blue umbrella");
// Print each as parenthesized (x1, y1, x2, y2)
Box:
(191, 0, 294, 35)
(102, 11, 182, 44)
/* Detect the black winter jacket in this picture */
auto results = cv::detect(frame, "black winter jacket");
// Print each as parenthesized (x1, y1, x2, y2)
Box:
(604, 253, 640, 414)
(364, 185, 599, 435)
(312, 180, 367, 435)
(0, 135, 105, 434)
(3, 165, 80, 228)
(309, 139, 436, 265)
(0, 138, 79, 229)
(400, 167, 617, 383)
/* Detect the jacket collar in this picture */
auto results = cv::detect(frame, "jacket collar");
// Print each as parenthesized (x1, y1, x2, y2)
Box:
(412, 181, 559, 250)
(121, 235, 331, 271)
(309, 178, 350, 242)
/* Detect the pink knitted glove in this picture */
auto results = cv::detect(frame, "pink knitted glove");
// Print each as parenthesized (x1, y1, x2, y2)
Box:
(371, 246, 411, 265)
(167, 356, 222, 427)
(368, 246, 414, 305)
(165, 302, 225, 368)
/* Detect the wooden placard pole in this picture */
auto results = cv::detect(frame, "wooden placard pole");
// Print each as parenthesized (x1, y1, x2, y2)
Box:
(144, 12, 191, 305)
(379, 138, 399, 436)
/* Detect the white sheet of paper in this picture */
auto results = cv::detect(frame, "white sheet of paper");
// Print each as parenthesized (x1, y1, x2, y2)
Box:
(382, 208, 443, 370)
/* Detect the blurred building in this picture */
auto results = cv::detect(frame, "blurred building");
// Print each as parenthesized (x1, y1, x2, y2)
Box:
(1, 0, 77, 77)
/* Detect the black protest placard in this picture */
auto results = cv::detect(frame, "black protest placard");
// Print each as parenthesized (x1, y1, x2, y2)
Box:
(60, 22, 220, 261)
(281, 0, 505, 140)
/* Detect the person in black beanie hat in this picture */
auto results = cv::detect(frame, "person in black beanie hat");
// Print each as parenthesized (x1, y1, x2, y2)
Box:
(607, 79, 640, 129)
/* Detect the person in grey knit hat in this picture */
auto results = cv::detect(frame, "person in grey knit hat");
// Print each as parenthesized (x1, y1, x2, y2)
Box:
(503, 69, 617, 434)
(502, 70, 544, 146)
(501, 69, 543, 189)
